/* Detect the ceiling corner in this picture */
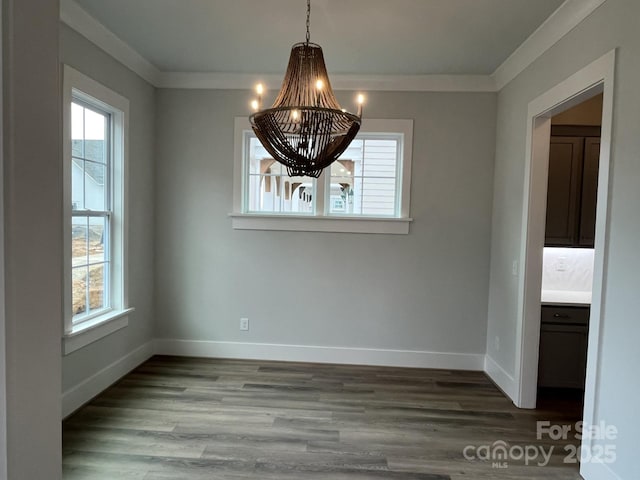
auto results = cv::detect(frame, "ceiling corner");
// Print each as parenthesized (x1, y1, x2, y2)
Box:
(492, 0, 608, 91)
(60, 0, 162, 86)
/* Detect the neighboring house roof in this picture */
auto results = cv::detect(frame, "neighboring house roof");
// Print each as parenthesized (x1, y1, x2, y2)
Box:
(72, 139, 105, 185)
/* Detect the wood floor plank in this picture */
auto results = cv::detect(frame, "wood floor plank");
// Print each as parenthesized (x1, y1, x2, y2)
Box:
(63, 356, 583, 479)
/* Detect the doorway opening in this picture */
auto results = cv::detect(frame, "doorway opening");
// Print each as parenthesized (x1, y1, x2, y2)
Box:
(537, 94, 603, 416)
(515, 51, 615, 474)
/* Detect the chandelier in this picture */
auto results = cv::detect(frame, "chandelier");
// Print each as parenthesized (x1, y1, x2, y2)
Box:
(249, 0, 365, 178)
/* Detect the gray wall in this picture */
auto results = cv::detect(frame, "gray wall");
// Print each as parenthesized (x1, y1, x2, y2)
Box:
(1, 3, 6, 475)
(486, 0, 640, 477)
(60, 25, 156, 392)
(3, 0, 62, 477)
(155, 89, 496, 357)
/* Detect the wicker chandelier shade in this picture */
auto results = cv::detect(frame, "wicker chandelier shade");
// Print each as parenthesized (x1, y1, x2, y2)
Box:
(249, 1, 363, 178)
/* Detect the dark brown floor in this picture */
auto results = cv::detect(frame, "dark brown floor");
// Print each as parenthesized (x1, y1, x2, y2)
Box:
(63, 356, 584, 479)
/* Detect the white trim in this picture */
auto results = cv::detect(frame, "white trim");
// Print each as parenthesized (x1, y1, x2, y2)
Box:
(483, 355, 518, 401)
(62, 341, 154, 418)
(63, 308, 133, 355)
(158, 72, 496, 92)
(59, 0, 607, 94)
(59, 0, 161, 85)
(492, 0, 608, 90)
(516, 48, 615, 441)
(153, 339, 485, 371)
(580, 460, 623, 480)
(232, 117, 245, 214)
(230, 214, 412, 235)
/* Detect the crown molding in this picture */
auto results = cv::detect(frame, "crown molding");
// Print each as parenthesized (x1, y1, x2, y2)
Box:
(157, 71, 497, 92)
(60, 0, 607, 93)
(60, 0, 161, 86)
(492, 0, 608, 90)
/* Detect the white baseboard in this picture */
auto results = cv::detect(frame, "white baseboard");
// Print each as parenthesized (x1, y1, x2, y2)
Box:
(581, 460, 623, 480)
(484, 354, 518, 402)
(62, 341, 154, 418)
(153, 339, 485, 371)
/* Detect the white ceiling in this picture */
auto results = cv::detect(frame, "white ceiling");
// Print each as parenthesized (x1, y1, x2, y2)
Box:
(72, 0, 565, 76)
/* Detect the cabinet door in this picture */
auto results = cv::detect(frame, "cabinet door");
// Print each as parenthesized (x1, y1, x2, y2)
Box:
(545, 137, 584, 246)
(538, 324, 588, 389)
(579, 137, 600, 247)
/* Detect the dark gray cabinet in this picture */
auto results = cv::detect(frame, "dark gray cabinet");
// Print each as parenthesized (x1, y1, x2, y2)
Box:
(538, 306, 589, 389)
(545, 127, 600, 247)
(579, 137, 600, 247)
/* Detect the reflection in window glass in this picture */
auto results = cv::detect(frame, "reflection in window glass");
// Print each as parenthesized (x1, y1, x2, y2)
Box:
(246, 136, 315, 214)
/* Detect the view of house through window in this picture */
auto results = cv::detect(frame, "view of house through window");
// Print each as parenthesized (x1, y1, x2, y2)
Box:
(247, 137, 316, 214)
(71, 100, 111, 322)
(244, 132, 403, 217)
(328, 137, 399, 216)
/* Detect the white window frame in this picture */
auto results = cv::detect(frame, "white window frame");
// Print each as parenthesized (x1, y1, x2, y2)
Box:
(231, 118, 413, 234)
(62, 65, 133, 354)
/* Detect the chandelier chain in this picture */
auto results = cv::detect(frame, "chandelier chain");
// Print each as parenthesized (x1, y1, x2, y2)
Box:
(306, 0, 311, 44)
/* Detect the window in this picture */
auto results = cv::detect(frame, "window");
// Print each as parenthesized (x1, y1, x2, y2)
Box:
(63, 66, 132, 354)
(71, 101, 111, 321)
(232, 118, 413, 234)
(327, 136, 401, 217)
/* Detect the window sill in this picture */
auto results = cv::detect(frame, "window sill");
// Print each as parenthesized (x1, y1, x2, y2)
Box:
(63, 308, 134, 355)
(229, 213, 413, 234)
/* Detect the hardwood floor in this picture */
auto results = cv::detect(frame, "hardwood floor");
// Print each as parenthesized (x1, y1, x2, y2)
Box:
(63, 356, 584, 479)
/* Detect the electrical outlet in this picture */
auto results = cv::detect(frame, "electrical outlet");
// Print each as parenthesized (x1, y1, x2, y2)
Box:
(240, 317, 249, 331)
(557, 256, 567, 272)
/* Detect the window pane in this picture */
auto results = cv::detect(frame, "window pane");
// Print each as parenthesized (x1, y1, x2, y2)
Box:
(72, 266, 88, 316)
(331, 177, 397, 216)
(360, 177, 397, 216)
(84, 108, 107, 163)
(280, 178, 306, 213)
(71, 159, 85, 211)
(88, 264, 106, 313)
(72, 217, 88, 267)
(250, 174, 281, 213)
(329, 182, 355, 214)
(330, 137, 399, 216)
(88, 217, 107, 264)
(84, 162, 106, 211)
(362, 139, 397, 178)
(248, 137, 274, 174)
(246, 133, 316, 214)
(247, 173, 314, 214)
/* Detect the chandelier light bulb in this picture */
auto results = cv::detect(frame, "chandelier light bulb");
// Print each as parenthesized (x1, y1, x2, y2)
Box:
(256, 83, 264, 96)
(316, 79, 324, 90)
(291, 109, 300, 121)
(250, 99, 259, 111)
(356, 93, 365, 117)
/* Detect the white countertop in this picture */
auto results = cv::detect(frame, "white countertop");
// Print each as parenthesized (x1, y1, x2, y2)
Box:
(541, 289, 591, 306)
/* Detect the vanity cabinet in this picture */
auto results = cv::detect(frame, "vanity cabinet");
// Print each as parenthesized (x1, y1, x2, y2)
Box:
(545, 126, 600, 247)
